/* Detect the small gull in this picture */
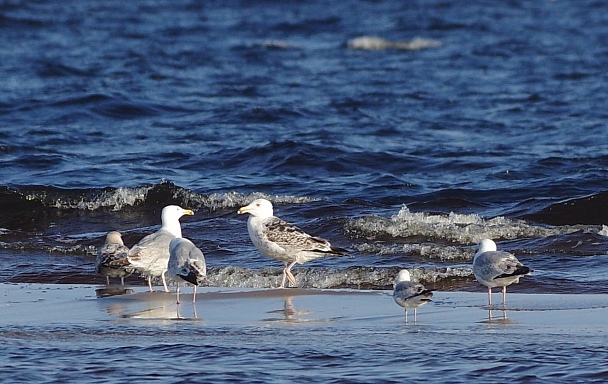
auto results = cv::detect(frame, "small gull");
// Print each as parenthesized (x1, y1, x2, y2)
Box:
(393, 269, 433, 323)
(127, 205, 194, 292)
(473, 238, 532, 306)
(168, 237, 207, 304)
(96, 231, 132, 285)
(237, 198, 349, 288)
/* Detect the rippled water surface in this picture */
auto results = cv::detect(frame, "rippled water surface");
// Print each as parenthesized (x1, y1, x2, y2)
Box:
(1, 0, 608, 381)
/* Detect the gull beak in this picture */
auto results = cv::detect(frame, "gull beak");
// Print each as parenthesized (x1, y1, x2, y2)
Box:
(237, 206, 249, 215)
(183, 209, 194, 216)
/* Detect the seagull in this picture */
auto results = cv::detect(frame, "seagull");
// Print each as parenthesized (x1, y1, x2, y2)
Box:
(127, 205, 194, 292)
(168, 237, 206, 304)
(473, 238, 531, 306)
(392, 269, 433, 323)
(96, 231, 133, 285)
(237, 198, 349, 288)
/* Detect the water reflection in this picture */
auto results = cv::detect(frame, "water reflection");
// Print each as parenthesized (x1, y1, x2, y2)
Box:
(95, 286, 134, 298)
(263, 297, 310, 323)
(483, 306, 514, 325)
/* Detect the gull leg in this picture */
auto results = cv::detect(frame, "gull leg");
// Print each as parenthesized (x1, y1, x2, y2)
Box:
(147, 276, 154, 292)
(106, 276, 110, 285)
(487, 287, 492, 306)
(161, 271, 169, 293)
(120, 276, 125, 286)
(404, 308, 408, 323)
(280, 271, 287, 288)
(192, 285, 197, 303)
(176, 283, 181, 304)
(414, 308, 418, 323)
(502, 286, 507, 307)
(284, 261, 298, 287)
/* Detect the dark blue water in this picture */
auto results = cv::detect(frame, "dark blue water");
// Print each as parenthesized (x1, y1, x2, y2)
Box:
(1, 0, 608, 381)
(2, 0, 608, 290)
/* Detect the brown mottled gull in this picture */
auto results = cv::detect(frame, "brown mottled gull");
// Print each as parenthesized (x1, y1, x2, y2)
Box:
(237, 198, 349, 288)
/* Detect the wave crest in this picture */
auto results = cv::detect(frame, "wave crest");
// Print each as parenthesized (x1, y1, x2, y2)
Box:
(345, 205, 582, 245)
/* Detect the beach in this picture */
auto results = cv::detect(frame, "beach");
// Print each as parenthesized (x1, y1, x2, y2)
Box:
(1, 284, 606, 382)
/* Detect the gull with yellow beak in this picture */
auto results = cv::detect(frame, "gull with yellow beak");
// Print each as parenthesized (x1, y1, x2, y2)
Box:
(128, 205, 194, 292)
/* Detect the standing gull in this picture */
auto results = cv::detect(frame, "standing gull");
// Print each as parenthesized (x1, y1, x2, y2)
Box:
(96, 231, 132, 285)
(127, 205, 194, 292)
(237, 198, 349, 288)
(473, 238, 531, 306)
(393, 269, 433, 323)
(168, 237, 207, 304)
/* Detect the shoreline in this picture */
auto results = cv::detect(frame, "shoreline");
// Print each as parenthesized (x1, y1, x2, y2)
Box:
(2, 283, 607, 382)
(1, 283, 606, 332)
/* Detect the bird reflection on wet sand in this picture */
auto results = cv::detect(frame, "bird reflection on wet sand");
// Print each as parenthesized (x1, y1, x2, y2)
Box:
(482, 307, 514, 325)
(263, 297, 311, 323)
(95, 286, 134, 298)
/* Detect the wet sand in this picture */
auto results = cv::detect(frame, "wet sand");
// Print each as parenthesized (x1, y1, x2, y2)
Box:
(2, 284, 607, 382)
(2, 283, 606, 331)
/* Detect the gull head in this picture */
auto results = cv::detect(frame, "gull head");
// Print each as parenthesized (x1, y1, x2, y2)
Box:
(395, 269, 411, 283)
(161, 205, 194, 224)
(237, 198, 274, 218)
(477, 238, 497, 254)
(105, 231, 125, 246)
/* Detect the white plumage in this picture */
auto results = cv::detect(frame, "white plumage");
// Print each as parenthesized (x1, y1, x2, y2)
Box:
(127, 205, 194, 292)
(237, 199, 349, 288)
(393, 269, 433, 323)
(473, 238, 531, 306)
(168, 237, 206, 304)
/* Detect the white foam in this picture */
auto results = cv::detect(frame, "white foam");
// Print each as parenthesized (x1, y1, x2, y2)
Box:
(346, 205, 582, 245)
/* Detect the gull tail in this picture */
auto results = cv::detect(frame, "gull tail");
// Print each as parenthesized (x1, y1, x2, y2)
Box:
(417, 289, 434, 302)
(178, 260, 206, 286)
(497, 265, 532, 279)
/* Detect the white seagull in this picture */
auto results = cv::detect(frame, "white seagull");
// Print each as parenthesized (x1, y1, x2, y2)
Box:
(237, 198, 349, 288)
(473, 238, 531, 306)
(168, 237, 207, 304)
(127, 205, 194, 292)
(392, 269, 433, 323)
(96, 231, 133, 285)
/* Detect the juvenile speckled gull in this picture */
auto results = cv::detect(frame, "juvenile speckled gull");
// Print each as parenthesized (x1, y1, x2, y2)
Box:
(392, 269, 433, 323)
(127, 205, 194, 292)
(237, 198, 349, 288)
(96, 231, 133, 285)
(168, 237, 207, 304)
(473, 238, 532, 306)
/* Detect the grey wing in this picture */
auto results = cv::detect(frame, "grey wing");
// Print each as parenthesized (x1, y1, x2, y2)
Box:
(171, 241, 206, 284)
(264, 217, 339, 254)
(394, 281, 427, 301)
(171, 241, 207, 276)
(474, 251, 522, 280)
(128, 229, 173, 264)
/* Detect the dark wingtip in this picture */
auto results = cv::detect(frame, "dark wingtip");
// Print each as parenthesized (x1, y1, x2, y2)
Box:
(330, 246, 350, 256)
(178, 272, 199, 286)
(518, 266, 532, 275)
(496, 265, 532, 280)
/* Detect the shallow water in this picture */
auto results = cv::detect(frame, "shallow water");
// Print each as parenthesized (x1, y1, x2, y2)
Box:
(1, 0, 608, 293)
(1, 285, 607, 383)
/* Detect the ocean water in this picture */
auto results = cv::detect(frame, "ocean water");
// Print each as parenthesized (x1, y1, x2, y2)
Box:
(1, 0, 608, 381)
